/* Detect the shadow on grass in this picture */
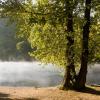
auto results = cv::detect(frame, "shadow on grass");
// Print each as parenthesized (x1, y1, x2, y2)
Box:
(0, 92, 39, 100)
(77, 86, 100, 96)
(0, 93, 10, 97)
(0, 98, 39, 100)
(0, 93, 12, 100)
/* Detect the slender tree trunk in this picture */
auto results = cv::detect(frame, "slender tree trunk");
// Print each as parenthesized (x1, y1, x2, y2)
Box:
(75, 0, 92, 90)
(63, 1, 76, 89)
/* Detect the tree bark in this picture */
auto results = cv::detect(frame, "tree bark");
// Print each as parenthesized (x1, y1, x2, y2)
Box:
(75, 0, 92, 90)
(63, 1, 76, 89)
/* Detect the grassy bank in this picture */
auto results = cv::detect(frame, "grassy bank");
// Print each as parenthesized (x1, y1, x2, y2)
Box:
(0, 86, 100, 100)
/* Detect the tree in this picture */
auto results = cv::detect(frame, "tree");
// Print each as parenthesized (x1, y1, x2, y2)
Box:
(0, 0, 77, 89)
(75, 0, 92, 89)
(0, 0, 99, 90)
(0, 0, 34, 61)
(62, 0, 76, 89)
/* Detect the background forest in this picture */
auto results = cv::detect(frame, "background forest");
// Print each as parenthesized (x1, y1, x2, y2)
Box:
(0, 18, 33, 61)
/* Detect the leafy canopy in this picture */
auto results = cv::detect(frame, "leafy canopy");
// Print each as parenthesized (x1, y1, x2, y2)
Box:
(0, 0, 100, 65)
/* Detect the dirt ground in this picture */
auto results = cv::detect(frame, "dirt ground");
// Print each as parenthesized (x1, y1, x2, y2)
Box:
(0, 86, 100, 100)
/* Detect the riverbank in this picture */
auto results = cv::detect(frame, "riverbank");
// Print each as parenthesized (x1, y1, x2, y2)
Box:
(0, 86, 100, 100)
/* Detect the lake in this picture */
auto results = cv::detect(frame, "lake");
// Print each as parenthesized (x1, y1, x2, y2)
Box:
(87, 64, 100, 85)
(0, 62, 63, 87)
(0, 62, 99, 87)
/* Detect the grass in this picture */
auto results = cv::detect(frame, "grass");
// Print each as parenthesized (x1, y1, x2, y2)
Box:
(0, 86, 99, 100)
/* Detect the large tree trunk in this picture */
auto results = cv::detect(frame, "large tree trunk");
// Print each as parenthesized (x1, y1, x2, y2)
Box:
(63, 1, 76, 89)
(75, 0, 92, 90)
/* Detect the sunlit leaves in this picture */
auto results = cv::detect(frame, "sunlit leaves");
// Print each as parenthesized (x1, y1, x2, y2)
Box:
(29, 23, 67, 66)
(0, 0, 100, 66)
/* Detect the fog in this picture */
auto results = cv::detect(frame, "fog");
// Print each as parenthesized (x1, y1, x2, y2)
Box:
(87, 64, 100, 85)
(0, 62, 63, 87)
(0, 62, 99, 87)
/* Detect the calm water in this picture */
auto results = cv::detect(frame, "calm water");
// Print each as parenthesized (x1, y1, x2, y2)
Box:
(0, 62, 99, 87)
(87, 64, 100, 85)
(0, 62, 63, 87)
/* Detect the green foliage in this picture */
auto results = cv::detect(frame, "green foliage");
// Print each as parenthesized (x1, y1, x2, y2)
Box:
(0, 0, 99, 64)
(89, 22, 100, 62)
(29, 23, 67, 66)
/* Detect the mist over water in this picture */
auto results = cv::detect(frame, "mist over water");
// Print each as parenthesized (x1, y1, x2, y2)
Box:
(87, 64, 100, 85)
(0, 62, 63, 87)
(0, 62, 99, 87)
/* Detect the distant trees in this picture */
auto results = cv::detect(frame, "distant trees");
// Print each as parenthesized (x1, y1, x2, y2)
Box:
(0, 18, 32, 61)
(0, 0, 100, 90)
(0, 18, 17, 60)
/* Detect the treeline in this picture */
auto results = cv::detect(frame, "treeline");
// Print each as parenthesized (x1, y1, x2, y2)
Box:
(0, 18, 33, 61)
